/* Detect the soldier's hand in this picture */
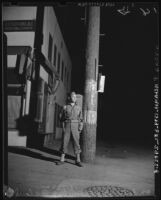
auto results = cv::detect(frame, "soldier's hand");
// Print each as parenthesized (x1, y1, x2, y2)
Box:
(78, 123, 83, 132)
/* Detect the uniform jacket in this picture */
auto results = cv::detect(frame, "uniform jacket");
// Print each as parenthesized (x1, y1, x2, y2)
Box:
(60, 103, 83, 131)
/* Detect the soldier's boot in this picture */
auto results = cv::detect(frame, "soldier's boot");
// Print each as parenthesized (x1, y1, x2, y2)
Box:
(75, 153, 83, 167)
(57, 154, 65, 165)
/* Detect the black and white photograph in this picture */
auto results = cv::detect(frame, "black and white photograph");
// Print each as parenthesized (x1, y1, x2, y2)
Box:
(2, 1, 159, 198)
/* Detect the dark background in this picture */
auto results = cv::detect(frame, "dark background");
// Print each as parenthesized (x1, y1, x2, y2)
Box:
(54, 3, 158, 144)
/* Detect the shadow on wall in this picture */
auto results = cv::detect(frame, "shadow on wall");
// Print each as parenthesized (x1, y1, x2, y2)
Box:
(16, 115, 36, 135)
(16, 115, 43, 149)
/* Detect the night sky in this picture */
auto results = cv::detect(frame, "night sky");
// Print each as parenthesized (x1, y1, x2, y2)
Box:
(54, 3, 158, 142)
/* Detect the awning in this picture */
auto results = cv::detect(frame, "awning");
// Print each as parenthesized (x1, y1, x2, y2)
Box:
(7, 46, 32, 55)
(7, 46, 32, 76)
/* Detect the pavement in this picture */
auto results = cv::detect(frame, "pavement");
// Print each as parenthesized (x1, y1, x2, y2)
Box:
(7, 139, 155, 197)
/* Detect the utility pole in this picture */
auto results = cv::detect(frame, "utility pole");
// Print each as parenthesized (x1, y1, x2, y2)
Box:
(82, 7, 100, 162)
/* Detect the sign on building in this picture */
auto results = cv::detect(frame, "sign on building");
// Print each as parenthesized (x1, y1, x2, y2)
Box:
(98, 73, 105, 93)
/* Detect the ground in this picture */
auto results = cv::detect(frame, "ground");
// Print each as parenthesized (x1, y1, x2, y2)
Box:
(6, 139, 154, 197)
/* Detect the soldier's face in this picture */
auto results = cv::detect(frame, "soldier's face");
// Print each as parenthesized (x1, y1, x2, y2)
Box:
(71, 93, 77, 103)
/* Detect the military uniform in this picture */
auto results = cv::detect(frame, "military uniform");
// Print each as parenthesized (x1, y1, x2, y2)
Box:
(60, 103, 83, 155)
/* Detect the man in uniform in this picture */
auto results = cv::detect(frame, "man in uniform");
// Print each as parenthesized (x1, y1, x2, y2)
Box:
(57, 91, 83, 167)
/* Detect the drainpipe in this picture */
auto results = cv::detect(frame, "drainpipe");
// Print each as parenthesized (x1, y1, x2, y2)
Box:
(31, 5, 44, 120)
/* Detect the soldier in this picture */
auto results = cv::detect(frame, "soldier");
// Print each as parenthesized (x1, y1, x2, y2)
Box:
(57, 91, 83, 167)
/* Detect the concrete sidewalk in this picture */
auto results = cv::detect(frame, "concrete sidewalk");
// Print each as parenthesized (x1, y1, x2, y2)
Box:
(7, 140, 154, 197)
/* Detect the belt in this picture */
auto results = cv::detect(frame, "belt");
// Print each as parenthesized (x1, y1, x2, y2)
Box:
(64, 119, 79, 122)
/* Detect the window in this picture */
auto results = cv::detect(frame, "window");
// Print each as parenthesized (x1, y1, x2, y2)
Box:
(61, 60, 64, 82)
(55, 103, 62, 128)
(54, 103, 57, 136)
(64, 66, 67, 86)
(58, 105, 62, 128)
(53, 44, 57, 68)
(67, 71, 69, 91)
(57, 52, 61, 74)
(48, 33, 53, 63)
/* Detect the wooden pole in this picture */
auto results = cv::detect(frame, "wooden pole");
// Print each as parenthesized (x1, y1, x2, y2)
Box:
(82, 7, 100, 162)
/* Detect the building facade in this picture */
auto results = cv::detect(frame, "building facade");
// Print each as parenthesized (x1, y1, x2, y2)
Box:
(3, 6, 72, 147)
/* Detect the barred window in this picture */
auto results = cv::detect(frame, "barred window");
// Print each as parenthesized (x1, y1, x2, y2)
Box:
(61, 60, 64, 82)
(55, 103, 62, 128)
(48, 33, 53, 62)
(53, 44, 57, 68)
(67, 71, 69, 91)
(64, 66, 67, 86)
(57, 52, 61, 74)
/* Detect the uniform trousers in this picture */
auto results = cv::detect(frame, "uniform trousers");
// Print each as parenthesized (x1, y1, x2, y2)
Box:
(60, 121, 81, 155)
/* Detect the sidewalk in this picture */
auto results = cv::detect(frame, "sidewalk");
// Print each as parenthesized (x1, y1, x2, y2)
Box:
(7, 139, 154, 197)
